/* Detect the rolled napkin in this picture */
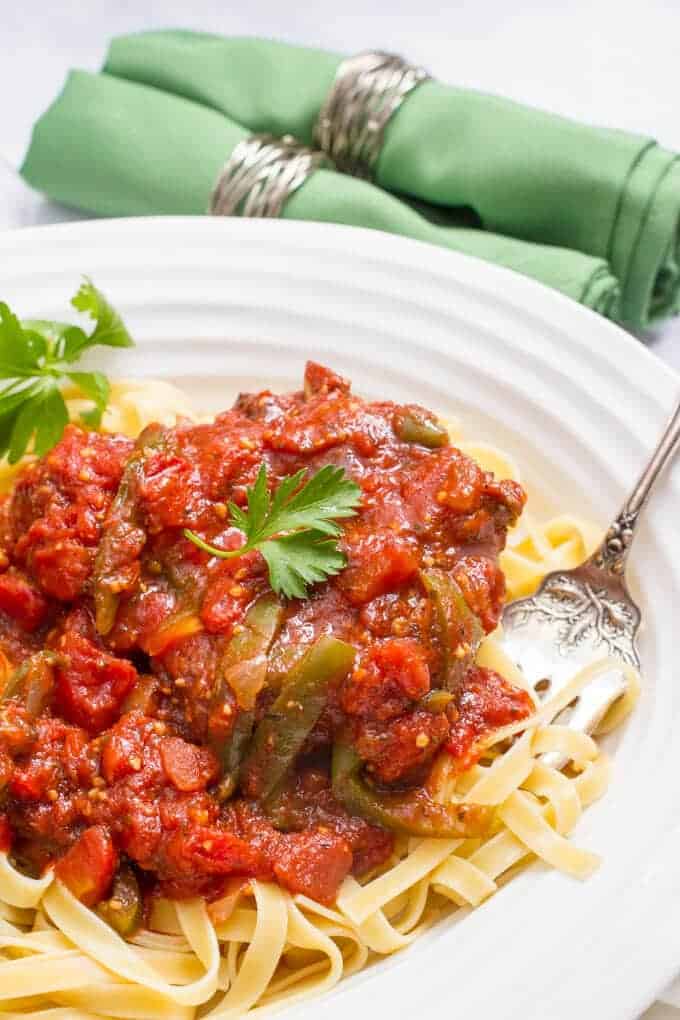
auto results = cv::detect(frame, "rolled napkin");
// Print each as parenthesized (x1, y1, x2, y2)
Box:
(21, 71, 619, 315)
(100, 30, 680, 329)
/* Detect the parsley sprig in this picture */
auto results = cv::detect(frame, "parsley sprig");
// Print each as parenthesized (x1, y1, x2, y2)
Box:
(185, 463, 362, 599)
(0, 279, 133, 463)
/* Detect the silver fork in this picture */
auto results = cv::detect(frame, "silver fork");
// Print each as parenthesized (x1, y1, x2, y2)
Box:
(500, 393, 680, 763)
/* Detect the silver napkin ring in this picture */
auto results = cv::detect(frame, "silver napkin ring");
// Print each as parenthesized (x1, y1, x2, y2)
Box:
(209, 134, 332, 217)
(314, 51, 431, 179)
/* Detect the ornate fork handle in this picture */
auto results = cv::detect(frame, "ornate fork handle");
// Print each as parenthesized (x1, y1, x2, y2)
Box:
(591, 395, 680, 576)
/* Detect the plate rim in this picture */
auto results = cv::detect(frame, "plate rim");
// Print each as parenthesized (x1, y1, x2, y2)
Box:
(2, 214, 679, 392)
(1, 214, 679, 1020)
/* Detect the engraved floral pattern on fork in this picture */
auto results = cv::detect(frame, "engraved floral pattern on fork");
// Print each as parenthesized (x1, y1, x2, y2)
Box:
(504, 572, 639, 666)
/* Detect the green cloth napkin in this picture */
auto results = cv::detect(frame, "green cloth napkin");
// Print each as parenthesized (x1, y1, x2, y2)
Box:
(21, 70, 619, 317)
(99, 30, 680, 330)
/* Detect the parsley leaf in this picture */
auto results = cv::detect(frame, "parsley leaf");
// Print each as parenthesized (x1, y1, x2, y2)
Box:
(70, 278, 135, 351)
(0, 279, 134, 463)
(184, 463, 362, 599)
(261, 531, 348, 600)
(66, 371, 111, 428)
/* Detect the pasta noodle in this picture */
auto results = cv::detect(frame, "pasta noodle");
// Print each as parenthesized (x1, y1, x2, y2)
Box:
(0, 382, 640, 1018)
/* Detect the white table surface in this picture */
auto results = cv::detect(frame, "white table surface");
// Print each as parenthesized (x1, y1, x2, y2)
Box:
(1, 1, 679, 1015)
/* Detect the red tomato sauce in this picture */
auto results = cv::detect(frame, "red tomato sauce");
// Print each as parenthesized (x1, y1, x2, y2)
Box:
(0, 363, 531, 909)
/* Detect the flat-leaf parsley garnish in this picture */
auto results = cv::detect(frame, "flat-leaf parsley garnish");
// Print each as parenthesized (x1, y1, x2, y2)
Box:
(0, 278, 133, 463)
(185, 463, 362, 599)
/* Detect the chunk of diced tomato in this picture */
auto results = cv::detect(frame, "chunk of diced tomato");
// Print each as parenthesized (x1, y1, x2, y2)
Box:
(100, 713, 145, 785)
(54, 632, 137, 733)
(164, 827, 266, 879)
(139, 452, 195, 530)
(31, 539, 93, 602)
(304, 361, 350, 397)
(55, 826, 117, 906)
(9, 759, 57, 801)
(446, 667, 533, 769)
(402, 447, 484, 523)
(339, 531, 418, 605)
(273, 829, 352, 905)
(342, 638, 430, 720)
(0, 571, 48, 631)
(353, 709, 449, 784)
(199, 552, 262, 635)
(371, 638, 431, 699)
(200, 587, 246, 636)
(160, 736, 219, 792)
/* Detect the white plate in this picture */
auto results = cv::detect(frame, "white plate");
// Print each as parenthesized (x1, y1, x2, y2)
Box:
(1, 216, 679, 1020)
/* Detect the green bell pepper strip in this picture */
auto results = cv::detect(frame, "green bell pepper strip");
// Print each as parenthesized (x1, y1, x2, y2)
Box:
(332, 742, 491, 838)
(218, 593, 286, 710)
(421, 569, 483, 691)
(420, 689, 454, 714)
(1, 652, 58, 715)
(96, 864, 143, 937)
(216, 711, 257, 802)
(241, 635, 356, 801)
(211, 593, 285, 801)
(93, 423, 166, 636)
(394, 409, 450, 448)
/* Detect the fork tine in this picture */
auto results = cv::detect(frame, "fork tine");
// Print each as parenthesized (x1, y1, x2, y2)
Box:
(538, 666, 628, 769)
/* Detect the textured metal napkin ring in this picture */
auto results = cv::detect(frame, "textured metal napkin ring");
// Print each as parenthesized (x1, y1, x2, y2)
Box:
(209, 134, 332, 218)
(314, 51, 431, 179)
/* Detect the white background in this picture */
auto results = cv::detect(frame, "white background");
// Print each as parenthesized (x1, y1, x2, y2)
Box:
(1, 2, 679, 1015)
